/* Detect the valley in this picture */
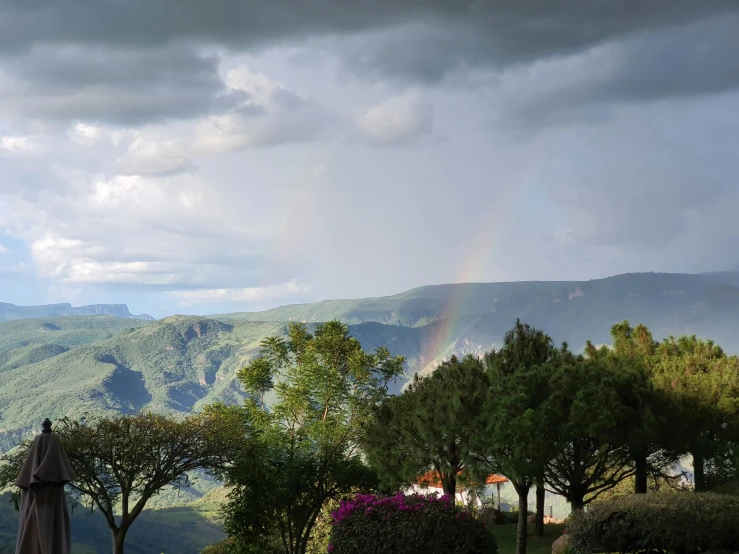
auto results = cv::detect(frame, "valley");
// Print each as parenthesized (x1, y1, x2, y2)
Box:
(1, 271, 737, 552)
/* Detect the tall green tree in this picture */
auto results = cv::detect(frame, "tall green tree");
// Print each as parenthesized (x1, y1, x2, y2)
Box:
(586, 321, 679, 494)
(0, 411, 239, 554)
(223, 321, 404, 554)
(543, 349, 643, 513)
(485, 319, 555, 537)
(470, 353, 558, 554)
(651, 335, 739, 491)
(361, 354, 489, 497)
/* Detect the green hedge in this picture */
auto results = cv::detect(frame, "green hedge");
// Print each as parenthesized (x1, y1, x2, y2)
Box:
(568, 492, 739, 554)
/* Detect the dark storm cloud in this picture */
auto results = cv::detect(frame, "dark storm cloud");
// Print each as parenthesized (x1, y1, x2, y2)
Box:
(0, 45, 243, 124)
(0, 1, 737, 126)
(495, 13, 739, 127)
(0, 0, 734, 61)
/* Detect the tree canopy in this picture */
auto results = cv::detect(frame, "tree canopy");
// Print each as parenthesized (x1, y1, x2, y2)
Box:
(470, 353, 558, 554)
(222, 320, 404, 554)
(650, 334, 739, 491)
(361, 354, 489, 497)
(0, 411, 239, 554)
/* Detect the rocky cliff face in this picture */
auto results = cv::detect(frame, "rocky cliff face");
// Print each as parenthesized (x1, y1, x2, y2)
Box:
(0, 302, 154, 322)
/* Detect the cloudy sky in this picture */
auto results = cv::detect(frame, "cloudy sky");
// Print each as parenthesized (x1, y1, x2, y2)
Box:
(1, 1, 738, 318)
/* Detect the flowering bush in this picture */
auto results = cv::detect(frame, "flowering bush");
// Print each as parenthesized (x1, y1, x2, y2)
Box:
(327, 492, 498, 554)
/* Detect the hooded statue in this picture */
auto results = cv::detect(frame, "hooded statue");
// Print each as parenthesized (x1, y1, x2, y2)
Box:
(15, 419, 76, 554)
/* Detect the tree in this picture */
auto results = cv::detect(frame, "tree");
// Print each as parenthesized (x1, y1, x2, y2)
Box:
(361, 354, 490, 497)
(544, 349, 645, 513)
(651, 335, 739, 491)
(223, 321, 404, 554)
(0, 411, 239, 554)
(586, 321, 679, 494)
(470, 355, 558, 554)
(484, 319, 554, 537)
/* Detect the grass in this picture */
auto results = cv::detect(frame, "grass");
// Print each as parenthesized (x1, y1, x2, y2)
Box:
(491, 523, 566, 554)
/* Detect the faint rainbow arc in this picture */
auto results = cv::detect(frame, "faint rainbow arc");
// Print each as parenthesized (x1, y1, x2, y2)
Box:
(419, 183, 526, 373)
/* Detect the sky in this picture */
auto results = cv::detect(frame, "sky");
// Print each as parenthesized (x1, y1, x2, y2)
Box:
(1, 1, 738, 318)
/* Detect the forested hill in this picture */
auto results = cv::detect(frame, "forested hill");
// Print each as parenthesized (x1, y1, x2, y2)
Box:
(3, 271, 739, 453)
(214, 271, 739, 330)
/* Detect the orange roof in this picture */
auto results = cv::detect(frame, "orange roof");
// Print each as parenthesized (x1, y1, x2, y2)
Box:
(416, 470, 508, 489)
(484, 474, 509, 485)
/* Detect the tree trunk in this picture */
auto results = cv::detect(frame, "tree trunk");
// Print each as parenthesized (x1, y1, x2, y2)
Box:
(515, 485, 530, 554)
(442, 474, 457, 498)
(112, 527, 128, 554)
(692, 453, 706, 492)
(534, 484, 545, 536)
(634, 452, 648, 494)
(570, 493, 585, 514)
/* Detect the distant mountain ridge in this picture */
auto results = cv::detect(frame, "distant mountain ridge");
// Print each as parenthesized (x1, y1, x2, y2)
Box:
(0, 302, 154, 323)
(213, 271, 739, 328)
(2, 271, 739, 451)
(2, 271, 739, 551)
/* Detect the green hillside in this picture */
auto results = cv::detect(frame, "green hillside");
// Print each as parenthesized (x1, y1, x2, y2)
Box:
(4, 272, 739, 453)
(2, 271, 739, 551)
(0, 492, 224, 554)
(0, 316, 153, 352)
(212, 272, 739, 328)
(0, 317, 289, 451)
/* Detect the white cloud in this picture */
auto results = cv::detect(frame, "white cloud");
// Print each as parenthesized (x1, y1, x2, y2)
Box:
(170, 280, 310, 307)
(356, 92, 434, 145)
(90, 175, 155, 207)
(194, 65, 332, 152)
(223, 66, 283, 105)
(116, 135, 195, 176)
(31, 234, 191, 285)
(0, 135, 40, 154)
(0, 243, 9, 254)
(68, 122, 101, 144)
(1, 155, 302, 292)
(180, 190, 204, 209)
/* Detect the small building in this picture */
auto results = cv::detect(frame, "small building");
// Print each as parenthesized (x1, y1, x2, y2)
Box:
(407, 470, 509, 509)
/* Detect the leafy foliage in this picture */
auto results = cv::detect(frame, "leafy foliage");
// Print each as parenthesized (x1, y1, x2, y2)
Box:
(361, 354, 489, 496)
(543, 350, 650, 511)
(481, 319, 557, 542)
(0, 491, 225, 554)
(650, 334, 739, 490)
(567, 492, 739, 554)
(0, 411, 240, 554)
(328, 492, 497, 554)
(471, 326, 559, 554)
(587, 322, 681, 495)
(223, 321, 404, 554)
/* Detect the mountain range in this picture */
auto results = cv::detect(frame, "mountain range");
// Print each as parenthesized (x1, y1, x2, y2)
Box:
(3, 271, 739, 451)
(0, 302, 154, 323)
(1, 271, 736, 551)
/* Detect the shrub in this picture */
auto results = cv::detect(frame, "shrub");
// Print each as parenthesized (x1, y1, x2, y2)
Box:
(502, 511, 521, 525)
(200, 536, 281, 554)
(328, 492, 498, 554)
(567, 492, 739, 554)
(479, 507, 507, 526)
(709, 480, 739, 496)
(200, 538, 235, 554)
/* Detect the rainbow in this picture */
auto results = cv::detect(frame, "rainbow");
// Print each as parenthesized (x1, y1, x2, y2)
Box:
(418, 183, 523, 374)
